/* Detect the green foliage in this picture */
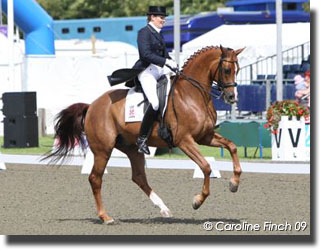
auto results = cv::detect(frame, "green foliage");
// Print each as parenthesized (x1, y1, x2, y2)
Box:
(37, 0, 229, 19)
(265, 100, 310, 133)
(181, 0, 228, 15)
(303, 1, 310, 12)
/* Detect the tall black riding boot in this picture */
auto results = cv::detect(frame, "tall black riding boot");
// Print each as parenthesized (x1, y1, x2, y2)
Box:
(136, 105, 157, 155)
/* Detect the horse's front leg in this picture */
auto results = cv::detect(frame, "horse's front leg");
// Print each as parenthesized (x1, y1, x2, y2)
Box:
(178, 136, 212, 209)
(199, 132, 242, 192)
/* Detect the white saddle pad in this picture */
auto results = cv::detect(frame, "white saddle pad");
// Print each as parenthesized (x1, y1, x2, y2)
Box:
(125, 79, 171, 123)
(125, 88, 145, 122)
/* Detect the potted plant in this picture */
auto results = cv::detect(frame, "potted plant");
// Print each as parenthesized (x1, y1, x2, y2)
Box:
(264, 100, 310, 133)
(265, 100, 310, 161)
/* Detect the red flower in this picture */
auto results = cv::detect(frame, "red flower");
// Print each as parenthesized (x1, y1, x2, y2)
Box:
(271, 130, 279, 134)
(266, 100, 310, 134)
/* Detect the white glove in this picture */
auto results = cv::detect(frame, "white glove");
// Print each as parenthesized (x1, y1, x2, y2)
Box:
(165, 59, 178, 71)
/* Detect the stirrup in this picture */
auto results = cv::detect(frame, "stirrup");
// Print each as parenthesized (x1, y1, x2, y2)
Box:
(136, 137, 150, 155)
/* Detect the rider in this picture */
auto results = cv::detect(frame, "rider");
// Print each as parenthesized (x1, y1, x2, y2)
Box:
(134, 6, 177, 155)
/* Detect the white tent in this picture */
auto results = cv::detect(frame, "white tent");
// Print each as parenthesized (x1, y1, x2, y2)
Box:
(0, 38, 139, 135)
(54, 39, 138, 57)
(182, 23, 310, 68)
(24, 40, 139, 135)
(0, 32, 25, 64)
(0, 32, 24, 94)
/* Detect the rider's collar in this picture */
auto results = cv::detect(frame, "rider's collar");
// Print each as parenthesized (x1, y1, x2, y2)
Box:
(148, 22, 161, 33)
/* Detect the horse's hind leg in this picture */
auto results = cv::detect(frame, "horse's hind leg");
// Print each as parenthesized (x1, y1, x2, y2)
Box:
(200, 132, 242, 192)
(178, 136, 212, 210)
(116, 144, 172, 217)
(89, 152, 114, 224)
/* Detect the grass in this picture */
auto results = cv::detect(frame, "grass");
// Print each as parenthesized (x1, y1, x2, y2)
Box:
(0, 136, 272, 160)
(155, 146, 272, 160)
(0, 136, 54, 155)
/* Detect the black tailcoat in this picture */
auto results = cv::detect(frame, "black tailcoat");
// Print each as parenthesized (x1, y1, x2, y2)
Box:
(133, 24, 171, 69)
(108, 24, 171, 86)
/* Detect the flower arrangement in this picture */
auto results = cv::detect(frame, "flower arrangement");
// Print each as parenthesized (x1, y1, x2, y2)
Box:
(264, 100, 310, 133)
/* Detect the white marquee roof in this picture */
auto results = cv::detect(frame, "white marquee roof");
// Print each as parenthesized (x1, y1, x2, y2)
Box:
(182, 23, 310, 67)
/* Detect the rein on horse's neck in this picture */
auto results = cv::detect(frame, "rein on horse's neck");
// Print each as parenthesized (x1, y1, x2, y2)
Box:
(168, 48, 222, 138)
(178, 47, 221, 102)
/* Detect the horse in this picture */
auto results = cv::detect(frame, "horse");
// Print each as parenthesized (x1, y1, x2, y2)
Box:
(45, 45, 244, 224)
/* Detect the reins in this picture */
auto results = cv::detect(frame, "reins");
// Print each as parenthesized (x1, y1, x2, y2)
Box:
(178, 71, 222, 100)
(169, 56, 239, 101)
(167, 55, 239, 138)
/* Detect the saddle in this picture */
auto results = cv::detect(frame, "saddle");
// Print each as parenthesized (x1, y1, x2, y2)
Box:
(131, 75, 166, 111)
(108, 68, 174, 148)
(155, 76, 174, 149)
(127, 75, 174, 148)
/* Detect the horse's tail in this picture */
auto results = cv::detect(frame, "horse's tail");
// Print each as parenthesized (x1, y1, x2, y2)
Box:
(42, 103, 89, 164)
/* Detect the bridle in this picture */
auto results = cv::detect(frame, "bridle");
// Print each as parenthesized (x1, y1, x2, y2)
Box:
(171, 55, 239, 100)
(212, 57, 239, 91)
(168, 54, 239, 135)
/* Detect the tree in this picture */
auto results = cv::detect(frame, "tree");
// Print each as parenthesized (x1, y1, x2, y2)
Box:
(303, 1, 310, 12)
(37, 0, 229, 19)
(37, 0, 74, 19)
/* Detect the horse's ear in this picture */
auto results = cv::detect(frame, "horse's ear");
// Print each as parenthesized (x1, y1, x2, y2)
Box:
(220, 45, 228, 57)
(235, 47, 245, 56)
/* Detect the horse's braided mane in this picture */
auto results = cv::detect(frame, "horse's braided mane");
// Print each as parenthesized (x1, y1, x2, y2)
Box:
(182, 45, 219, 70)
(182, 45, 236, 71)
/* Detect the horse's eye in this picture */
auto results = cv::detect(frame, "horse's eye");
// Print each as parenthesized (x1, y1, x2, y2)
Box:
(224, 68, 231, 74)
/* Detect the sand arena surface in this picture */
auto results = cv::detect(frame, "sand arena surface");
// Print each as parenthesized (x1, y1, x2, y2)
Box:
(0, 164, 310, 235)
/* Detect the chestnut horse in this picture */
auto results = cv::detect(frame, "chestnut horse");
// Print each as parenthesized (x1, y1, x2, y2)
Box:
(45, 45, 244, 224)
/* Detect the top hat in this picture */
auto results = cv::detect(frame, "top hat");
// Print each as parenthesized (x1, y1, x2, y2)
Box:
(147, 6, 168, 16)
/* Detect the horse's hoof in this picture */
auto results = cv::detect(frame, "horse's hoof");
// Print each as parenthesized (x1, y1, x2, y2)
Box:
(160, 209, 173, 218)
(192, 196, 202, 210)
(103, 218, 115, 225)
(229, 181, 239, 193)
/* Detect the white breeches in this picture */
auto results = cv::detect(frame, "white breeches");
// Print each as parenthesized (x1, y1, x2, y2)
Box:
(138, 64, 171, 111)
